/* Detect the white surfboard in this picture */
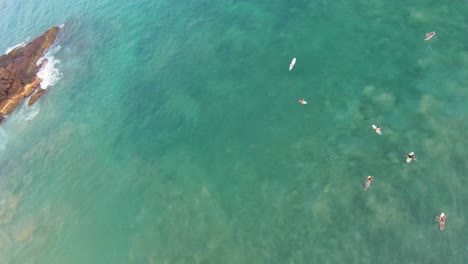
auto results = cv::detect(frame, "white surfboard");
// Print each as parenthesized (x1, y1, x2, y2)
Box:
(298, 98, 307, 105)
(289, 58, 296, 71)
(372, 124, 382, 135)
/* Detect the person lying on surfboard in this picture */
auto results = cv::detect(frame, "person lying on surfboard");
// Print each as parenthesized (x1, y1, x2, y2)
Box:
(364, 176, 373, 191)
(438, 212, 446, 230)
(289, 58, 296, 71)
(425, 31, 435, 41)
(406, 152, 417, 163)
(372, 124, 382, 135)
(298, 98, 307, 105)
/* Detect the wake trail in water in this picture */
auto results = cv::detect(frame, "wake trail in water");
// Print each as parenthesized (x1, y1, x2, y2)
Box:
(0, 128, 7, 151)
(20, 100, 40, 121)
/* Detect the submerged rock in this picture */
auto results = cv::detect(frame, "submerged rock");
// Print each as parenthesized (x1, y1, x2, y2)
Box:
(28, 88, 45, 106)
(0, 26, 59, 123)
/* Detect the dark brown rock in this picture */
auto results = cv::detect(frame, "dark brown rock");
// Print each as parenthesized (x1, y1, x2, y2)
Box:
(0, 67, 9, 76)
(0, 26, 59, 123)
(28, 88, 45, 106)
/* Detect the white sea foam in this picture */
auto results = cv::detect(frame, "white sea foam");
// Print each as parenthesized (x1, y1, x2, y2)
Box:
(37, 45, 62, 90)
(4, 41, 27, 54)
(21, 100, 40, 121)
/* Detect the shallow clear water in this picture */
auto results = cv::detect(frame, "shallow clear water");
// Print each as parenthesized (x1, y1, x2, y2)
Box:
(0, 0, 467, 263)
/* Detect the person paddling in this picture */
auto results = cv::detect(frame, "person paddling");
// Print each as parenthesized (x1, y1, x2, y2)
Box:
(372, 124, 382, 135)
(438, 213, 447, 230)
(364, 176, 373, 191)
(406, 152, 417, 163)
(289, 57, 296, 71)
(425, 31, 435, 41)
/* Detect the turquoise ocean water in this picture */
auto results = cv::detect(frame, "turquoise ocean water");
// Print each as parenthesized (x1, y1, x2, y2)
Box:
(0, 0, 467, 263)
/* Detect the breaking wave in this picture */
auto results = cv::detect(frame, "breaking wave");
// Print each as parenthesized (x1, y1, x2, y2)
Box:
(36, 45, 62, 90)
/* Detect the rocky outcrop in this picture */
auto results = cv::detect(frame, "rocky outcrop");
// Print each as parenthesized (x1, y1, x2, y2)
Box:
(0, 26, 59, 123)
(28, 88, 45, 106)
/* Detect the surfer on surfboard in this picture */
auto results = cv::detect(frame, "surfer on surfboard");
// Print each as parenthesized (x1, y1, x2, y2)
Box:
(425, 31, 435, 41)
(406, 152, 417, 163)
(289, 58, 296, 71)
(438, 213, 447, 230)
(364, 176, 373, 191)
(372, 124, 382, 135)
(298, 98, 307, 105)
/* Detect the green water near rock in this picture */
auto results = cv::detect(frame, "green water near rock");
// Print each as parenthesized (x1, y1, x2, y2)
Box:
(0, 0, 467, 263)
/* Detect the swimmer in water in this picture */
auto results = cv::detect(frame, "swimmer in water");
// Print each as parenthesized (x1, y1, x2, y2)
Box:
(298, 98, 307, 105)
(438, 212, 446, 230)
(364, 176, 373, 191)
(406, 152, 417, 163)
